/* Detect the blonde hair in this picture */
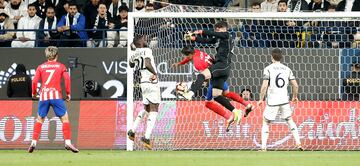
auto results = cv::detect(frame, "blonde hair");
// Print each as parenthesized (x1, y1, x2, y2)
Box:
(45, 46, 58, 60)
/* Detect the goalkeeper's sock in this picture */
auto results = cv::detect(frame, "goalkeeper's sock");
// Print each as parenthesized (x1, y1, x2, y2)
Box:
(224, 91, 249, 107)
(286, 119, 301, 145)
(132, 109, 148, 132)
(261, 121, 270, 150)
(62, 122, 72, 145)
(205, 101, 232, 119)
(214, 95, 235, 112)
(190, 74, 205, 93)
(31, 122, 43, 146)
(145, 112, 158, 139)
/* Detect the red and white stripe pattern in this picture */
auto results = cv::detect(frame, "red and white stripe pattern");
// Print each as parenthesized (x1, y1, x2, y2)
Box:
(39, 90, 62, 101)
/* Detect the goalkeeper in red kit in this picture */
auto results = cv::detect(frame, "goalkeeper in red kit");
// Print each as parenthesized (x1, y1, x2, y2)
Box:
(28, 46, 79, 153)
(172, 45, 255, 129)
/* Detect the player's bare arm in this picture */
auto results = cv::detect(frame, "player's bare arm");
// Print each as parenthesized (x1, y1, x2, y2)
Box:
(145, 58, 157, 81)
(171, 57, 191, 68)
(258, 80, 269, 107)
(290, 79, 299, 102)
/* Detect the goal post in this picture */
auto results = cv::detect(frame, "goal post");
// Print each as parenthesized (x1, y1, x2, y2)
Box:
(127, 11, 360, 151)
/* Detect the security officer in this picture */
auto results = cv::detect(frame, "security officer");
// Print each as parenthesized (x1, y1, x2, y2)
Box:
(7, 64, 32, 98)
(343, 59, 360, 101)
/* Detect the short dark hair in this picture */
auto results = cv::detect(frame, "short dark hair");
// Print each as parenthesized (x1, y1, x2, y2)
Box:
(251, 2, 261, 7)
(241, 88, 253, 98)
(328, 5, 336, 10)
(271, 48, 283, 61)
(133, 35, 145, 48)
(68, 2, 78, 8)
(46, 6, 55, 11)
(215, 21, 228, 29)
(181, 45, 195, 56)
(278, 0, 288, 5)
(98, 3, 107, 8)
(118, 5, 129, 12)
(28, 4, 36, 9)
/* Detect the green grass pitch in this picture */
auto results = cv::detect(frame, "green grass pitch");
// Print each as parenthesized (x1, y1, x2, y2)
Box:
(1, 150, 359, 166)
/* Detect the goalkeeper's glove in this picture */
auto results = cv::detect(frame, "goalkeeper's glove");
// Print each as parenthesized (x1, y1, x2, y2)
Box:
(183, 32, 194, 41)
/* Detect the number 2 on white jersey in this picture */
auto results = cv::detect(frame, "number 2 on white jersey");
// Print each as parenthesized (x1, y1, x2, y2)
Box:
(45, 69, 55, 85)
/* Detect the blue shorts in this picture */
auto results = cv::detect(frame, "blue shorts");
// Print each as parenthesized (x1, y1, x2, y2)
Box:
(38, 99, 67, 118)
(206, 82, 229, 101)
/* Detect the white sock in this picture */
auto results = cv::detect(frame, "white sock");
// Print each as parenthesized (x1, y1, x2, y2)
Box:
(261, 121, 270, 150)
(144, 112, 158, 139)
(286, 119, 301, 145)
(132, 110, 148, 132)
(31, 140, 37, 146)
(65, 139, 72, 145)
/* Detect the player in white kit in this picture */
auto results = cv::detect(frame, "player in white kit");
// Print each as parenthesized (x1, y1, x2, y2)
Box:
(127, 35, 160, 150)
(257, 48, 303, 151)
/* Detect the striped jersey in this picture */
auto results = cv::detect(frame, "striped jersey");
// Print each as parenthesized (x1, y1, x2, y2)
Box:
(32, 61, 70, 101)
(179, 49, 213, 71)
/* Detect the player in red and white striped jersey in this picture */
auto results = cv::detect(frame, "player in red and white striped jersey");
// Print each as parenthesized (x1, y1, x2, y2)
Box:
(172, 46, 255, 130)
(28, 46, 79, 153)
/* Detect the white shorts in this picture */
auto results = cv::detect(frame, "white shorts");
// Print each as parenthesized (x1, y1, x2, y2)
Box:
(140, 83, 161, 105)
(263, 103, 293, 121)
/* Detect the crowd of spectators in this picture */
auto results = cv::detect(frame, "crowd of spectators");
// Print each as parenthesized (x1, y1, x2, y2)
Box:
(0, 0, 131, 47)
(237, 0, 360, 48)
(0, 0, 359, 48)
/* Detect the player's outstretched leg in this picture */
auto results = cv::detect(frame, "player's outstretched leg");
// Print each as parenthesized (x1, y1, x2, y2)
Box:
(128, 109, 149, 141)
(213, 94, 243, 124)
(205, 101, 234, 132)
(182, 69, 211, 100)
(28, 120, 43, 153)
(223, 91, 255, 117)
(261, 119, 270, 151)
(285, 117, 303, 151)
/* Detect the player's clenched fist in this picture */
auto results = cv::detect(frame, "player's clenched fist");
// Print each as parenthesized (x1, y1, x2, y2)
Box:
(150, 75, 157, 82)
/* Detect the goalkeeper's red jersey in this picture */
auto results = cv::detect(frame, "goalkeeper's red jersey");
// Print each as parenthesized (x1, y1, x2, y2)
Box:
(178, 49, 213, 71)
(32, 61, 70, 101)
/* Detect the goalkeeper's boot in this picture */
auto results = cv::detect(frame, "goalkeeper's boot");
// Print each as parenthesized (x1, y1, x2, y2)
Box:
(225, 114, 235, 132)
(141, 137, 152, 150)
(297, 144, 304, 151)
(28, 143, 36, 153)
(65, 144, 80, 153)
(233, 109, 243, 125)
(127, 130, 135, 141)
(244, 104, 255, 117)
(182, 91, 194, 101)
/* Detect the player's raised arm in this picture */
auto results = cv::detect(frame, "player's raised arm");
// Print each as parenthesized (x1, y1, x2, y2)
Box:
(172, 46, 195, 68)
(201, 30, 230, 39)
(172, 57, 191, 68)
(185, 21, 230, 44)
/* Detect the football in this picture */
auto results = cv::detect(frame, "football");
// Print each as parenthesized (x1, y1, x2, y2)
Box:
(176, 82, 188, 94)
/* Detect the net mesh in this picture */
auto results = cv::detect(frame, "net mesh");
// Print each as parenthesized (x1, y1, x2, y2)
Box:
(130, 6, 360, 150)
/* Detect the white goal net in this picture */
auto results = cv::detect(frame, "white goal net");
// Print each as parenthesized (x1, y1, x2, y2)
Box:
(127, 8, 360, 151)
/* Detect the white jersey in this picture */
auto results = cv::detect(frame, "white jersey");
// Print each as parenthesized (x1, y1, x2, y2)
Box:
(263, 62, 295, 106)
(131, 47, 158, 84)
